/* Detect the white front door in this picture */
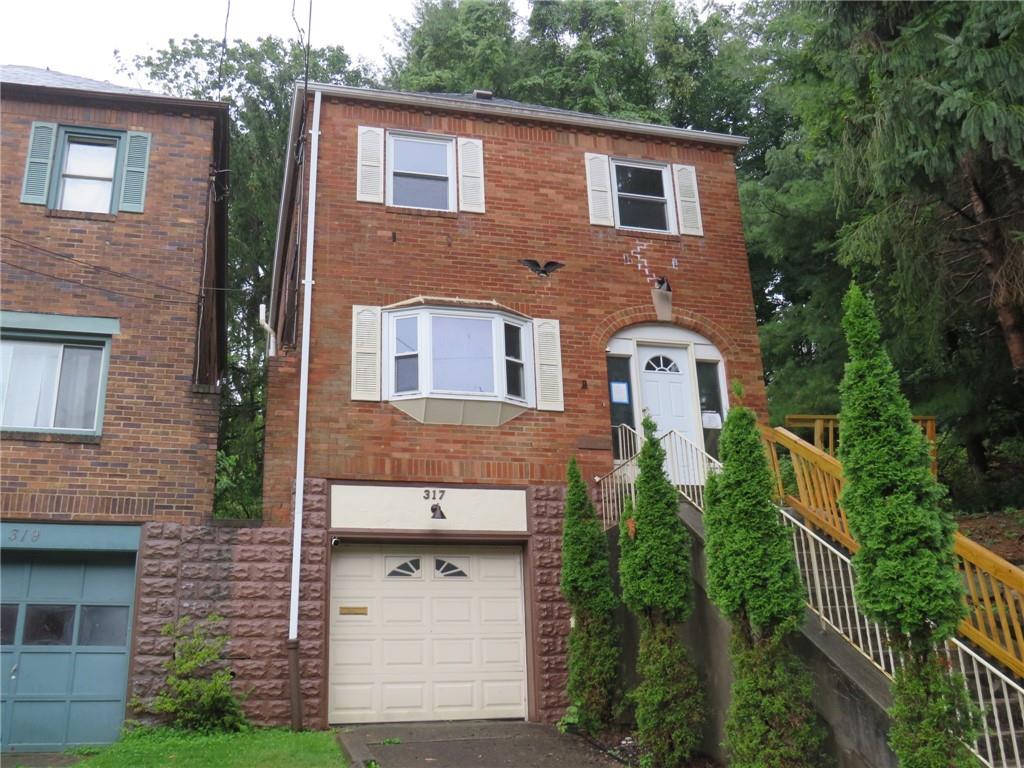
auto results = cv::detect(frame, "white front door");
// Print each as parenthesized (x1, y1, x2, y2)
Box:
(638, 345, 701, 482)
(328, 544, 527, 724)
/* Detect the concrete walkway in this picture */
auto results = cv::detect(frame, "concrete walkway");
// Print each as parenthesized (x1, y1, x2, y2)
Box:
(337, 721, 622, 768)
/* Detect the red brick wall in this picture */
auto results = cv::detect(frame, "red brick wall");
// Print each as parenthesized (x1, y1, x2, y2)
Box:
(1, 96, 220, 524)
(264, 95, 766, 524)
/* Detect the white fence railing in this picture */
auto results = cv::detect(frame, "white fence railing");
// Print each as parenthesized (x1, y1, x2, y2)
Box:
(596, 432, 1024, 768)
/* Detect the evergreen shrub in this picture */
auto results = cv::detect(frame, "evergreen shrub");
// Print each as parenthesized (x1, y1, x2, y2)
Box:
(559, 457, 619, 733)
(839, 284, 977, 765)
(704, 404, 827, 767)
(619, 416, 704, 767)
(139, 615, 248, 732)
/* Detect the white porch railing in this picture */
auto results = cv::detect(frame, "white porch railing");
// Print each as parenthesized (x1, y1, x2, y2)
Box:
(595, 432, 1024, 768)
(599, 428, 720, 529)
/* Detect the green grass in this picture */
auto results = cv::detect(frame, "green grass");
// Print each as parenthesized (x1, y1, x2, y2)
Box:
(75, 727, 347, 768)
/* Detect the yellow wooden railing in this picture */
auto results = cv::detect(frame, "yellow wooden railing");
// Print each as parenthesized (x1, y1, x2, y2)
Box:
(761, 424, 1024, 678)
(785, 414, 938, 477)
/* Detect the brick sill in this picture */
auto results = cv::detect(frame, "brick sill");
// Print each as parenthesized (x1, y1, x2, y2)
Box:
(46, 209, 117, 223)
(613, 228, 682, 244)
(2, 430, 101, 445)
(385, 206, 458, 220)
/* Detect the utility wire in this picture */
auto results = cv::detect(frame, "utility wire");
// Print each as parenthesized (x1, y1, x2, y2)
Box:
(1, 260, 193, 305)
(1, 235, 246, 295)
(217, 0, 232, 100)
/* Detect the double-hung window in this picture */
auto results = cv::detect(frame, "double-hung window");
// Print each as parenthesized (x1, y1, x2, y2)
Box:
(386, 133, 456, 211)
(20, 122, 151, 214)
(584, 152, 703, 236)
(384, 309, 531, 404)
(0, 312, 118, 436)
(611, 160, 676, 233)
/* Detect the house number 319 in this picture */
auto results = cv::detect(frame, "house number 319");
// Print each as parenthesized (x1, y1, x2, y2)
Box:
(422, 489, 446, 500)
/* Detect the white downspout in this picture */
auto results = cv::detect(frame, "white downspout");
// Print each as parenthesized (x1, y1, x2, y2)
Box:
(259, 303, 277, 357)
(287, 89, 321, 727)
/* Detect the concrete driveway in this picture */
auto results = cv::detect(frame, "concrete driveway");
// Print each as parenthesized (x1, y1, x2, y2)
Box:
(337, 721, 622, 768)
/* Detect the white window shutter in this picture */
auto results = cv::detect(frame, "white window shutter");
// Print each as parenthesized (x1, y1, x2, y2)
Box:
(356, 126, 385, 203)
(457, 137, 485, 213)
(673, 164, 703, 236)
(351, 305, 382, 401)
(532, 319, 564, 412)
(584, 153, 614, 226)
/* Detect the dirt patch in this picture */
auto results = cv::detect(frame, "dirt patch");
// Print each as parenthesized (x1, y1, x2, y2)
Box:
(956, 511, 1024, 566)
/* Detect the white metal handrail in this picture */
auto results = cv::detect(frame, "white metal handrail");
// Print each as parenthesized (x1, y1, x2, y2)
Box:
(595, 434, 1023, 767)
(597, 428, 720, 530)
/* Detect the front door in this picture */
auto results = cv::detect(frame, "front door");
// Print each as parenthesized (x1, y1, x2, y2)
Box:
(638, 345, 701, 482)
(1, 551, 136, 752)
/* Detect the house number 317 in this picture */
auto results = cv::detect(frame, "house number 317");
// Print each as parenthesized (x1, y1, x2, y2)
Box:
(422, 489, 446, 500)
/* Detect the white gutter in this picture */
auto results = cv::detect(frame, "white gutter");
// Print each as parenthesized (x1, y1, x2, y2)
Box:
(288, 88, 321, 642)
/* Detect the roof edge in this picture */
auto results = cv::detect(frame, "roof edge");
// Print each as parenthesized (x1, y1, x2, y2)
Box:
(307, 83, 748, 148)
(1, 80, 230, 117)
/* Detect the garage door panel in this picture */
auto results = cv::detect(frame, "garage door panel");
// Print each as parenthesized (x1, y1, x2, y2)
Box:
(332, 682, 375, 714)
(483, 680, 525, 709)
(379, 598, 426, 627)
(329, 545, 526, 724)
(9, 700, 68, 748)
(2, 562, 29, 600)
(66, 701, 123, 744)
(16, 653, 72, 695)
(82, 564, 134, 602)
(381, 682, 425, 712)
(432, 597, 473, 624)
(332, 639, 374, 667)
(71, 653, 127, 696)
(481, 638, 523, 665)
(432, 637, 474, 665)
(27, 564, 83, 601)
(382, 638, 425, 666)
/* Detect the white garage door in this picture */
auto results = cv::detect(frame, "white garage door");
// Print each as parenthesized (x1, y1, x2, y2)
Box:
(328, 544, 527, 724)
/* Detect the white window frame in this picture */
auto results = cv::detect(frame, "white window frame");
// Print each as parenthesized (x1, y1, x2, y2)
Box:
(609, 158, 677, 235)
(382, 308, 535, 407)
(385, 131, 457, 212)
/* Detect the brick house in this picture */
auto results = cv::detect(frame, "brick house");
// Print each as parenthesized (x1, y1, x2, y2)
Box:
(264, 85, 767, 727)
(0, 66, 228, 751)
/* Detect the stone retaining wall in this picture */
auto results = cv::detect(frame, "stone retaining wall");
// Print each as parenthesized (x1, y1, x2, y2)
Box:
(129, 479, 329, 727)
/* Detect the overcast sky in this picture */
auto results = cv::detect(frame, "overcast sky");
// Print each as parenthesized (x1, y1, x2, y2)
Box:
(1, 0, 459, 89)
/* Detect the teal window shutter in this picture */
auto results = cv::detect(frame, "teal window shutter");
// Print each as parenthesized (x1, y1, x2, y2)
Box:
(21, 122, 58, 205)
(118, 131, 151, 213)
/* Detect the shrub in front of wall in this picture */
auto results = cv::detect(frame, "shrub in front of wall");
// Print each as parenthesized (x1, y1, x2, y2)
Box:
(138, 614, 248, 732)
(559, 457, 620, 733)
(619, 416, 704, 767)
(704, 404, 827, 767)
(724, 638, 827, 768)
(838, 284, 976, 763)
(888, 654, 981, 768)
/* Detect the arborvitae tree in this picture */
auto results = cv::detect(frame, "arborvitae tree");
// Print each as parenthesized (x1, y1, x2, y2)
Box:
(704, 404, 827, 767)
(839, 283, 977, 766)
(559, 458, 619, 733)
(619, 416, 703, 768)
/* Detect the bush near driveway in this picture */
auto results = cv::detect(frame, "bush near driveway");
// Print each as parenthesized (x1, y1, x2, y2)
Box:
(77, 727, 346, 768)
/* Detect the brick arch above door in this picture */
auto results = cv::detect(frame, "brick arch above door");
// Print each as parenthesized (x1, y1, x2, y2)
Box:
(591, 304, 739, 357)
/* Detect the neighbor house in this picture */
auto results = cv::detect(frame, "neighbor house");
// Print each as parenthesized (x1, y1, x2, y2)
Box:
(263, 84, 766, 727)
(0, 66, 228, 752)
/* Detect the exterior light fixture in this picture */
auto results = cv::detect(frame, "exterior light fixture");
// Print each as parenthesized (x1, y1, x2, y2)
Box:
(431, 503, 446, 520)
(652, 275, 673, 321)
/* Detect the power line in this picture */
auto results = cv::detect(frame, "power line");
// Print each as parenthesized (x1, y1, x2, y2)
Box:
(1, 259, 194, 305)
(1, 234, 247, 295)
(217, 0, 232, 100)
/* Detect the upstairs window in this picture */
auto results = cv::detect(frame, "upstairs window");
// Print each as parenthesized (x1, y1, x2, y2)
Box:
(20, 122, 151, 214)
(387, 133, 455, 211)
(612, 160, 675, 233)
(356, 126, 485, 213)
(0, 312, 119, 437)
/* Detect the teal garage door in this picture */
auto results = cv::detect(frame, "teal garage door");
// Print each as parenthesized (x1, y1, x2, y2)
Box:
(1, 551, 136, 752)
